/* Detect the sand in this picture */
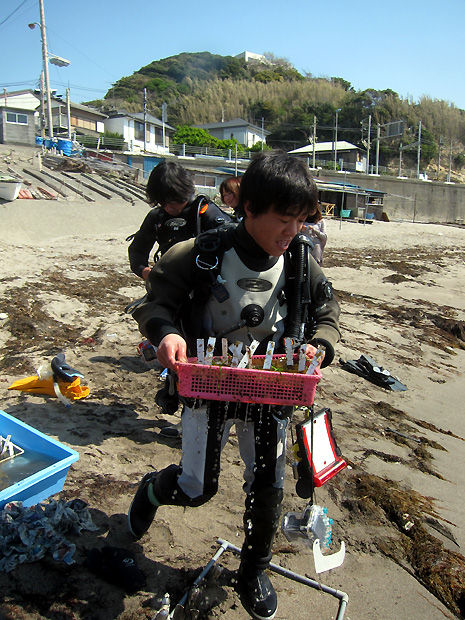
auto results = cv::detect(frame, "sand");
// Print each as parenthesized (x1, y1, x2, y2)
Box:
(0, 196, 464, 620)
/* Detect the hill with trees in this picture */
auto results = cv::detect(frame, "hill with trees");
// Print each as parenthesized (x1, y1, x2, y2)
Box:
(86, 51, 465, 181)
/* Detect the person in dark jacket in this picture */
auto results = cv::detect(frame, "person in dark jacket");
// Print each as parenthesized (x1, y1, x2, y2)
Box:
(127, 151, 340, 619)
(128, 160, 231, 437)
(128, 160, 231, 280)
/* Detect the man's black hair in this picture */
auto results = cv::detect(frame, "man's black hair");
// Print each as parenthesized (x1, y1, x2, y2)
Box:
(238, 151, 318, 217)
(146, 160, 195, 206)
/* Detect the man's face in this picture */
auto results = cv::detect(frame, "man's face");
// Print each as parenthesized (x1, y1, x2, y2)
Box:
(163, 201, 188, 217)
(244, 205, 307, 256)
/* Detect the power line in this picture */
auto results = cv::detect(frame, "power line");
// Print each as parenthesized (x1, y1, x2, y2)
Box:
(0, 0, 32, 28)
(1, 78, 108, 99)
(65, 83, 109, 93)
(0, 80, 38, 88)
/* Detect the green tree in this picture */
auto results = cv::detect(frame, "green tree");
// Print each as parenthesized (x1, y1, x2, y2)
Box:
(420, 126, 438, 164)
(249, 100, 278, 123)
(173, 125, 218, 147)
(330, 77, 353, 92)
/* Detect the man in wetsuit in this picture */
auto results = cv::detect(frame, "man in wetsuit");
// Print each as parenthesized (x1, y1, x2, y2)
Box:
(127, 151, 340, 619)
(128, 159, 231, 280)
(128, 160, 231, 437)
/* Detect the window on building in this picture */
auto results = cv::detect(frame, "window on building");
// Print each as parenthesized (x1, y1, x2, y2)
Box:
(6, 112, 28, 125)
(155, 127, 163, 145)
(134, 121, 144, 141)
(70, 115, 96, 131)
(194, 174, 216, 188)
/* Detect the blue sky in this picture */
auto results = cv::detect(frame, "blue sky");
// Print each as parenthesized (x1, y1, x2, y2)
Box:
(1, 0, 464, 111)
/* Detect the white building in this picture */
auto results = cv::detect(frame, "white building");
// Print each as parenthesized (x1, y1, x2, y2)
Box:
(234, 51, 267, 64)
(104, 111, 175, 154)
(194, 118, 269, 149)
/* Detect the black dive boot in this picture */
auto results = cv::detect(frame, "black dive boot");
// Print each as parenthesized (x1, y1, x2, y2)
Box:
(128, 472, 160, 539)
(236, 487, 282, 619)
(237, 564, 277, 620)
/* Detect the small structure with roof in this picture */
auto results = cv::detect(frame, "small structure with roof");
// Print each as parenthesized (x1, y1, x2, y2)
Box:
(194, 118, 269, 149)
(315, 178, 386, 220)
(289, 141, 367, 173)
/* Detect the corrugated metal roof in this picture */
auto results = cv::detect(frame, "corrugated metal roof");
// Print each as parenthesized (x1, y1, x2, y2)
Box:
(316, 178, 385, 195)
(52, 99, 107, 117)
(289, 141, 361, 154)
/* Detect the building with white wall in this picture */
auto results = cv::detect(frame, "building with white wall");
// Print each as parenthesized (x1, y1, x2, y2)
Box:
(194, 118, 269, 148)
(104, 111, 175, 154)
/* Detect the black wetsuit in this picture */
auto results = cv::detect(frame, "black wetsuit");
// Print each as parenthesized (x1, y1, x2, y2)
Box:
(132, 223, 341, 575)
(128, 196, 231, 277)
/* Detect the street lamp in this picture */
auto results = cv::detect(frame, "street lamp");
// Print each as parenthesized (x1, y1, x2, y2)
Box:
(334, 108, 341, 170)
(49, 55, 70, 67)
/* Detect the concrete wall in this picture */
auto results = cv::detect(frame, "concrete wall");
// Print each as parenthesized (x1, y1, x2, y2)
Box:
(316, 170, 465, 223)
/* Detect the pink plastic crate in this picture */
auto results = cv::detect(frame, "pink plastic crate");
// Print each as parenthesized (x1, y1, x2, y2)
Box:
(176, 354, 322, 407)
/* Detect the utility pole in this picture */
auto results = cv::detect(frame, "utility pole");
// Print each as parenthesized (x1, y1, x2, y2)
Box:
(38, 0, 53, 139)
(334, 109, 340, 170)
(375, 124, 380, 174)
(416, 120, 422, 179)
(143, 88, 147, 152)
(366, 114, 371, 174)
(312, 115, 316, 169)
(40, 71, 45, 139)
(161, 102, 167, 149)
(447, 139, 452, 182)
(437, 136, 443, 180)
(66, 87, 71, 139)
(261, 117, 264, 150)
(398, 142, 403, 177)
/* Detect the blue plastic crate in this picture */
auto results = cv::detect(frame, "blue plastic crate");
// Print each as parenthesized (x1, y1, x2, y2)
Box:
(0, 410, 79, 509)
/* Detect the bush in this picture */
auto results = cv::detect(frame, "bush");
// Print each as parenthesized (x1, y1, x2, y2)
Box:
(249, 141, 272, 152)
(217, 138, 245, 152)
(173, 125, 218, 147)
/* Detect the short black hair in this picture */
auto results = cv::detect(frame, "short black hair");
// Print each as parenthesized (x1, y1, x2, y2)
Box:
(146, 160, 195, 206)
(238, 151, 318, 217)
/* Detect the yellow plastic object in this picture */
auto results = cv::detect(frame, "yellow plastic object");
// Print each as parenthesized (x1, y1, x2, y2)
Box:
(7, 376, 89, 400)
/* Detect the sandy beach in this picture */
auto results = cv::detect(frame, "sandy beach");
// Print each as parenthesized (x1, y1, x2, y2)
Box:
(1, 194, 464, 619)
